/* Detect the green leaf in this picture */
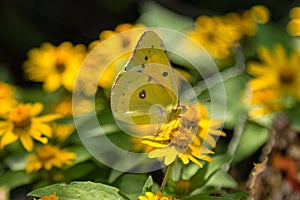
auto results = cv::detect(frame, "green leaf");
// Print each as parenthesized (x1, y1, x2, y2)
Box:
(189, 154, 231, 191)
(223, 74, 249, 129)
(116, 174, 148, 200)
(63, 162, 96, 181)
(68, 146, 91, 165)
(286, 104, 300, 132)
(27, 181, 131, 200)
(0, 171, 33, 189)
(137, 1, 193, 31)
(142, 176, 153, 194)
(206, 170, 237, 188)
(233, 122, 269, 163)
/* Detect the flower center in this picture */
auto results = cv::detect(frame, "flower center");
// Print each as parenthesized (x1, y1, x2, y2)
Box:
(206, 32, 216, 42)
(171, 128, 193, 153)
(37, 146, 57, 162)
(56, 61, 66, 74)
(279, 67, 294, 84)
(10, 105, 31, 128)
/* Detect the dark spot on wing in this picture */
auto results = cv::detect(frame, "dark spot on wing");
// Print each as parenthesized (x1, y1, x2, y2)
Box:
(139, 90, 146, 99)
(145, 56, 148, 61)
(162, 72, 168, 77)
(137, 70, 142, 73)
(151, 45, 154, 49)
(141, 64, 145, 68)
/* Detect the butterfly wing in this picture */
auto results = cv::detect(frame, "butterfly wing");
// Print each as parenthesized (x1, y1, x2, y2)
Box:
(111, 30, 179, 133)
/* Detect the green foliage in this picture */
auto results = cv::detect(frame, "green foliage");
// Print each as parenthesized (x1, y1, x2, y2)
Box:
(27, 182, 131, 200)
(233, 122, 269, 163)
(0, 171, 34, 190)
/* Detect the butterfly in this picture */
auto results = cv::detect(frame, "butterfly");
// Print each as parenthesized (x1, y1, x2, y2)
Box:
(110, 30, 195, 136)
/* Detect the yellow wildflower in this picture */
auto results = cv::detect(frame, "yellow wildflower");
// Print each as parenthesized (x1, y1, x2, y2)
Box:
(142, 103, 225, 168)
(224, 11, 257, 37)
(249, 5, 270, 24)
(139, 191, 177, 200)
(246, 44, 300, 117)
(0, 103, 60, 151)
(54, 96, 72, 117)
(52, 123, 74, 142)
(26, 144, 76, 173)
(34, 193, 59, 200)
(88, 23, 146, 89)
(287, 7, 300, 36)
(0, 82, 16, 118)
(23, 42, 87, 92)
(188, 15, 241, 59)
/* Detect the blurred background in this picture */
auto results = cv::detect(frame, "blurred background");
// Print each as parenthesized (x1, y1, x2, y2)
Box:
(0, 0, 298, 86)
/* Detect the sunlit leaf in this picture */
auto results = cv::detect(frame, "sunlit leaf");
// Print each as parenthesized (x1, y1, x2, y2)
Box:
(27, 181, 131, 200)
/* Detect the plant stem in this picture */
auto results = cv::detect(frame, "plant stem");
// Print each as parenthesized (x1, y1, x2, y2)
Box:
(160, 162, 174, 192)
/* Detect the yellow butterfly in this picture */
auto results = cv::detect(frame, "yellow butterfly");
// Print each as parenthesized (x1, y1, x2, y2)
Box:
(111, 30, 184, 135)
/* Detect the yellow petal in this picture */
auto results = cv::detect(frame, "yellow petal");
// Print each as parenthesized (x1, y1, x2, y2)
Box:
(20, 134, 34, 151)
(0, 131, 18, 149)
(44, 73, 61, 92)
(164, 147, 178, 165)
(33, 123, 52, 138)
(29, 102, 44, 116)
(34, 114, 61, 122)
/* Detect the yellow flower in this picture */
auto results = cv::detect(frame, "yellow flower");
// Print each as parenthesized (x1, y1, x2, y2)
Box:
(52, 123, 74, 142)
(287, 7, 300, 36)
(224, 11, 257, 37)
(142, 103, 225, 168)
(23, 42, 87, 92)
(0, 82, 17, 118)
(54, 96, 73, 117)
(188, 15, 241, 59)
(0, 103, 60, 151)
(26, 144, 76, 173)
(34, 193, 59, 200)
(88, 23, 145, 89)
(246, 44, 300, 116)
(139, 191, 177, 200)
(249, 5, 270, 24)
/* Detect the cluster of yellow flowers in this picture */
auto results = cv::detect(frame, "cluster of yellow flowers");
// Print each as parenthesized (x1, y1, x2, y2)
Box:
(188, 5, 269, 59)
(0, 82, 75, 173)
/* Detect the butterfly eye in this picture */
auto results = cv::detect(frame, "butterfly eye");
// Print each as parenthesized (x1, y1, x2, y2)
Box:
(139, 90, 146, 99)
